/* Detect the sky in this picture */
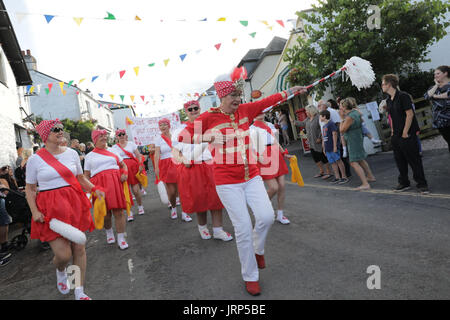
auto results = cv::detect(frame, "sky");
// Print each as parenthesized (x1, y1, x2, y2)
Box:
(4, 0, 317, 116)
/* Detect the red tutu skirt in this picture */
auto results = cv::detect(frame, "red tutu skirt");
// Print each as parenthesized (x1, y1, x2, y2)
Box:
(177, 162, 224, 214)
(124, 158, 140, 186)
(159, 158, 178, 184)
(31, 186, 94, 242)
(258, 145, 289, 180)
(90, 169, 127, 211)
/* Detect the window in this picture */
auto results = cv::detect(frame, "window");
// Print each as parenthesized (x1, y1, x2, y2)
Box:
(14, 125, 22, 145)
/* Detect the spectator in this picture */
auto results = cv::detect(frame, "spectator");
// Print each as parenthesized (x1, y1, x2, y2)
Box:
(33, 145, 40, 154)
(0, 177, 12, 266)
(339, 98, 376, 190)
(16, 146, 23, 168)
(59, 137, 68, 147)
(85, 142, 95, 154)
(15, 149, 32, 189)
(424, 65, 450, 152)
(319, 110, 349, 184)
(0, 166, 19, 192)
(327, 99, 339, 110)
(295, 105, 332, 179)
(276, 111, 291, 146)
(382, 74, 428, 194)
(79, 143, 86, 169)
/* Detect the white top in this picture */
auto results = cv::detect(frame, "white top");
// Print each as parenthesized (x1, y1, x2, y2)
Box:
(26, 148, 83, 191)
(172, 124, 212, 162)
(155, 135, 173, 160)
(319, 107, 342, 132)
(110, 141, 137, 160)
(84, 148, 123, 177)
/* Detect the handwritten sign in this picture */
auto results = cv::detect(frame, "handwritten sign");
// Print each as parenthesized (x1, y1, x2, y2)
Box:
(128, 112, 181, 146)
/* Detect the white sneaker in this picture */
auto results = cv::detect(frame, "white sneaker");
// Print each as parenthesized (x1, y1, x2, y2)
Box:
(213, 230, 233, 241)
(118, 239, 129, 250)
(181, 212, 192, 222)
(127, 213, 134, 222)
(106, 234, 115, 244)
(141, 189, 147, 195)
(138, 206, 145, 215)
(170, 207, 177, 219)
(176, 197, 181, 206)
(276, 215, 290, 225)
(56, 269, 70, 295)
(198, 228, 212, 240)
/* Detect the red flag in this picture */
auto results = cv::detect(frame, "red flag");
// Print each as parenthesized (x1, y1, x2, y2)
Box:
(48, 83, 53, 92)
(276, 20, 285, 28)
(214, 43, 221, 50)
(119, 70, 126, 79)
(140, 95, 145, 102)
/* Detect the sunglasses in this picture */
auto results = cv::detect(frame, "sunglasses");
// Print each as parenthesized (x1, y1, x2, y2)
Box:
(1, 166, 9, 171)
(51, 127, 64, 133)
(187, 106, 200, 112)
(118, 133, 126, 137)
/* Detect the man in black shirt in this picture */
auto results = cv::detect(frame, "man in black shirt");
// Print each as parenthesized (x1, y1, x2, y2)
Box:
(382, 74, 429, 194)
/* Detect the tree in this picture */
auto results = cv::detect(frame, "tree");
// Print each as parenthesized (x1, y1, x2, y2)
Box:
(178, 108, 188, 123)
(284, 0, 449, 102)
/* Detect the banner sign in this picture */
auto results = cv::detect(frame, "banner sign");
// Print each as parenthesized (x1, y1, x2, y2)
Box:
(128, 112, 181, 146)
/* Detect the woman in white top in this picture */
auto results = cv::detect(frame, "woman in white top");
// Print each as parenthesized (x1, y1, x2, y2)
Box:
(25, 120, 104, 300)
(84, 129, 129, 250)
(154, 118, 179, 220)
(173, 101, 233, 241)
(111, 130, 144, 221)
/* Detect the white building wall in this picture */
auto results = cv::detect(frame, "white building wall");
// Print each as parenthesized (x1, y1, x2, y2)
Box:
(111, 108, 134, 136)
(199, 95, 219, 114)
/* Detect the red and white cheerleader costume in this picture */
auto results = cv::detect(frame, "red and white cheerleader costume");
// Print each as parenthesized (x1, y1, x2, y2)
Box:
(155, 134, 178, 184)
(111, 141, 140, 186)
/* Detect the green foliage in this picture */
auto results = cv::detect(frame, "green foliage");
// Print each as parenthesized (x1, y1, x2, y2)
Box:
(399, 68, 435, 99)
(284, 0, 449, 103)
(34, 118, 97, 144)
(178, 108, 188, 122)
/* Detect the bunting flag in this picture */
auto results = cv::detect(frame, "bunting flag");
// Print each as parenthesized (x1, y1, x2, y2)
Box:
(217, 17, 226, 22)
(133, 67, 139, 76)
(148, 63, 155, 67)
(91, 76, 99, 82)
(163, 59, 170, 67)
(29, 86, 35, 94)
(73, 17, 84, 26)
(119, 70, 126, 79)
(130, 95, 135, 102)
(260, 20, 269, 26)
(79, 78, 86, 84)
(104, 12, 116, 20)
(59, 82, 64, 94)
(214, 43, 221, 51)
(140, 95, 145, 102)
(199, 18, 207, 21)
(120, 95, 125, 102)
(276, 20, 285, 28)
(135, 15, 141, 21)
(45, 88, 50, 95)
(232, 38, 237, 43)
(249, 32, 257, 38)
(125, 117, 134, 125)
(98, 93, 104, 98)
(179, 54, 187, 62)
(239, 20, 248, 27)
(68, 80, 74, 87)
(48, 83, 53, 93)
(110, 94, 114, 101)
(44, 15, 55, 24)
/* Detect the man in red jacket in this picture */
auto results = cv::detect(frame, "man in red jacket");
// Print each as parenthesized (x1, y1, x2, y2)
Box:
(179, 70, 306, 296)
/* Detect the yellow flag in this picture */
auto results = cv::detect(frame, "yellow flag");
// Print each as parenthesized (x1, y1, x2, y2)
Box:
(135, 15, 141, 21)
(289, 156, 304, 187)
(110, 94, 114, 101)
(260, 20, 269, 26)
(130, 95, 135, 102)
(232, 38, 237, 43)
(163, 59, 170, 67)
(217, 17, 226, 21)
(92, 196, 106, 229)
(29, 86, 35, 94)
(73, 17, 83, 26)
(79, 78, 85, 84)
(59, 82, 64, 93)
(123, 182, 132, 216)
(134, 66, 139, 76)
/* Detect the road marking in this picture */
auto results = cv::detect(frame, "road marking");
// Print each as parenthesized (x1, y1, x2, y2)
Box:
(287, 181, 450, 200)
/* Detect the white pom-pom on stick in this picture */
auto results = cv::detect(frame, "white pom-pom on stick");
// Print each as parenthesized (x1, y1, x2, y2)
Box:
(49, 218, 87, 245)
(343, 56, 376, 91)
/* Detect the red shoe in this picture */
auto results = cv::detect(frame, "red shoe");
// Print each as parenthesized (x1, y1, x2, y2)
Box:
(245, 281, 261, 296)
(255, 254, 265, 269)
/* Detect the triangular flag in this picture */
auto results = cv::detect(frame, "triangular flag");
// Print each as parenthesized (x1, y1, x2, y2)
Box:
(199, 18, 207, 21)
(239, 20, 248, 27)
(217, 17, 226, 22)
(79, 78, 86, 84)
(276, 20, 285, 28)
(130, 95, 135, 102)
(44, 15, 55, 24)
(120, 95, 125, 102)
(163, 59, 170, 67)
(110, 94, 115, 101)
(104, 12, 116, 20)
(249, 32, 256, 38)
(135, 15, 141, 21)
(68, 80, 74, 87)
(73, 17, 84, 26)
(133, 67, 139, 76)
(48, 83, 53, 92)
(214, 43, 221, 50)
(119, 70, 126, 79)
(36, 84, 41, 94)
(29, 86, 35, 94)
(195, 49, 202, 54)
(76, 90, 80, 95)
(91, 76, 99, 82)
(59, 82, 64, 93)
(126, 117, 134, 125)
(98, 93, 104, 98)
(45, 88, 49, 95)
(232, 38, 237, 43)
(63, 90, 67, 96)
(179, 54, 187, 62)
(268, 26, 273, 31)
(148, 63, 155, 67)
(140, 96, 145, 102)
(26, 85, 31, 93)
(260, 20, 269, 26)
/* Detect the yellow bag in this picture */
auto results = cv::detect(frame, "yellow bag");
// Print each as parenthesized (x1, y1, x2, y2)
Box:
(123, 182, 132, 216)
(135, 171, 148, 188)
(93, 196, 107, 230)
(289, 156, 304, 187)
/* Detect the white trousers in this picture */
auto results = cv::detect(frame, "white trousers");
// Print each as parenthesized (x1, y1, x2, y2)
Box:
(216, 176, 274, 281)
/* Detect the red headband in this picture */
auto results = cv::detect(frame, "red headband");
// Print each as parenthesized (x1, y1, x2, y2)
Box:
(158, 118, 171, 128)
(115, 129, 126, 137)
(92, 129, 107, 144)
(35, 119, 62, 143)
(184, 100, 200, 110)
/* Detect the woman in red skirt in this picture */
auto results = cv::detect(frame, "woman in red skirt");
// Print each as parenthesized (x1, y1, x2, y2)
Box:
(173, 101, 233, 241)
(25, 120, 104, 300)
(111, 130, 144, 221)
(84, 129, 130, 250)
(251, 113, 293, 225)
(154, 118, 182, 220)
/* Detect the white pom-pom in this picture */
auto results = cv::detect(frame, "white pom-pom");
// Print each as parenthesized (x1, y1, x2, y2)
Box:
(49, 218, 87, 245)
(343, 56, 376, 91)
(157, 181, 169, 205)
